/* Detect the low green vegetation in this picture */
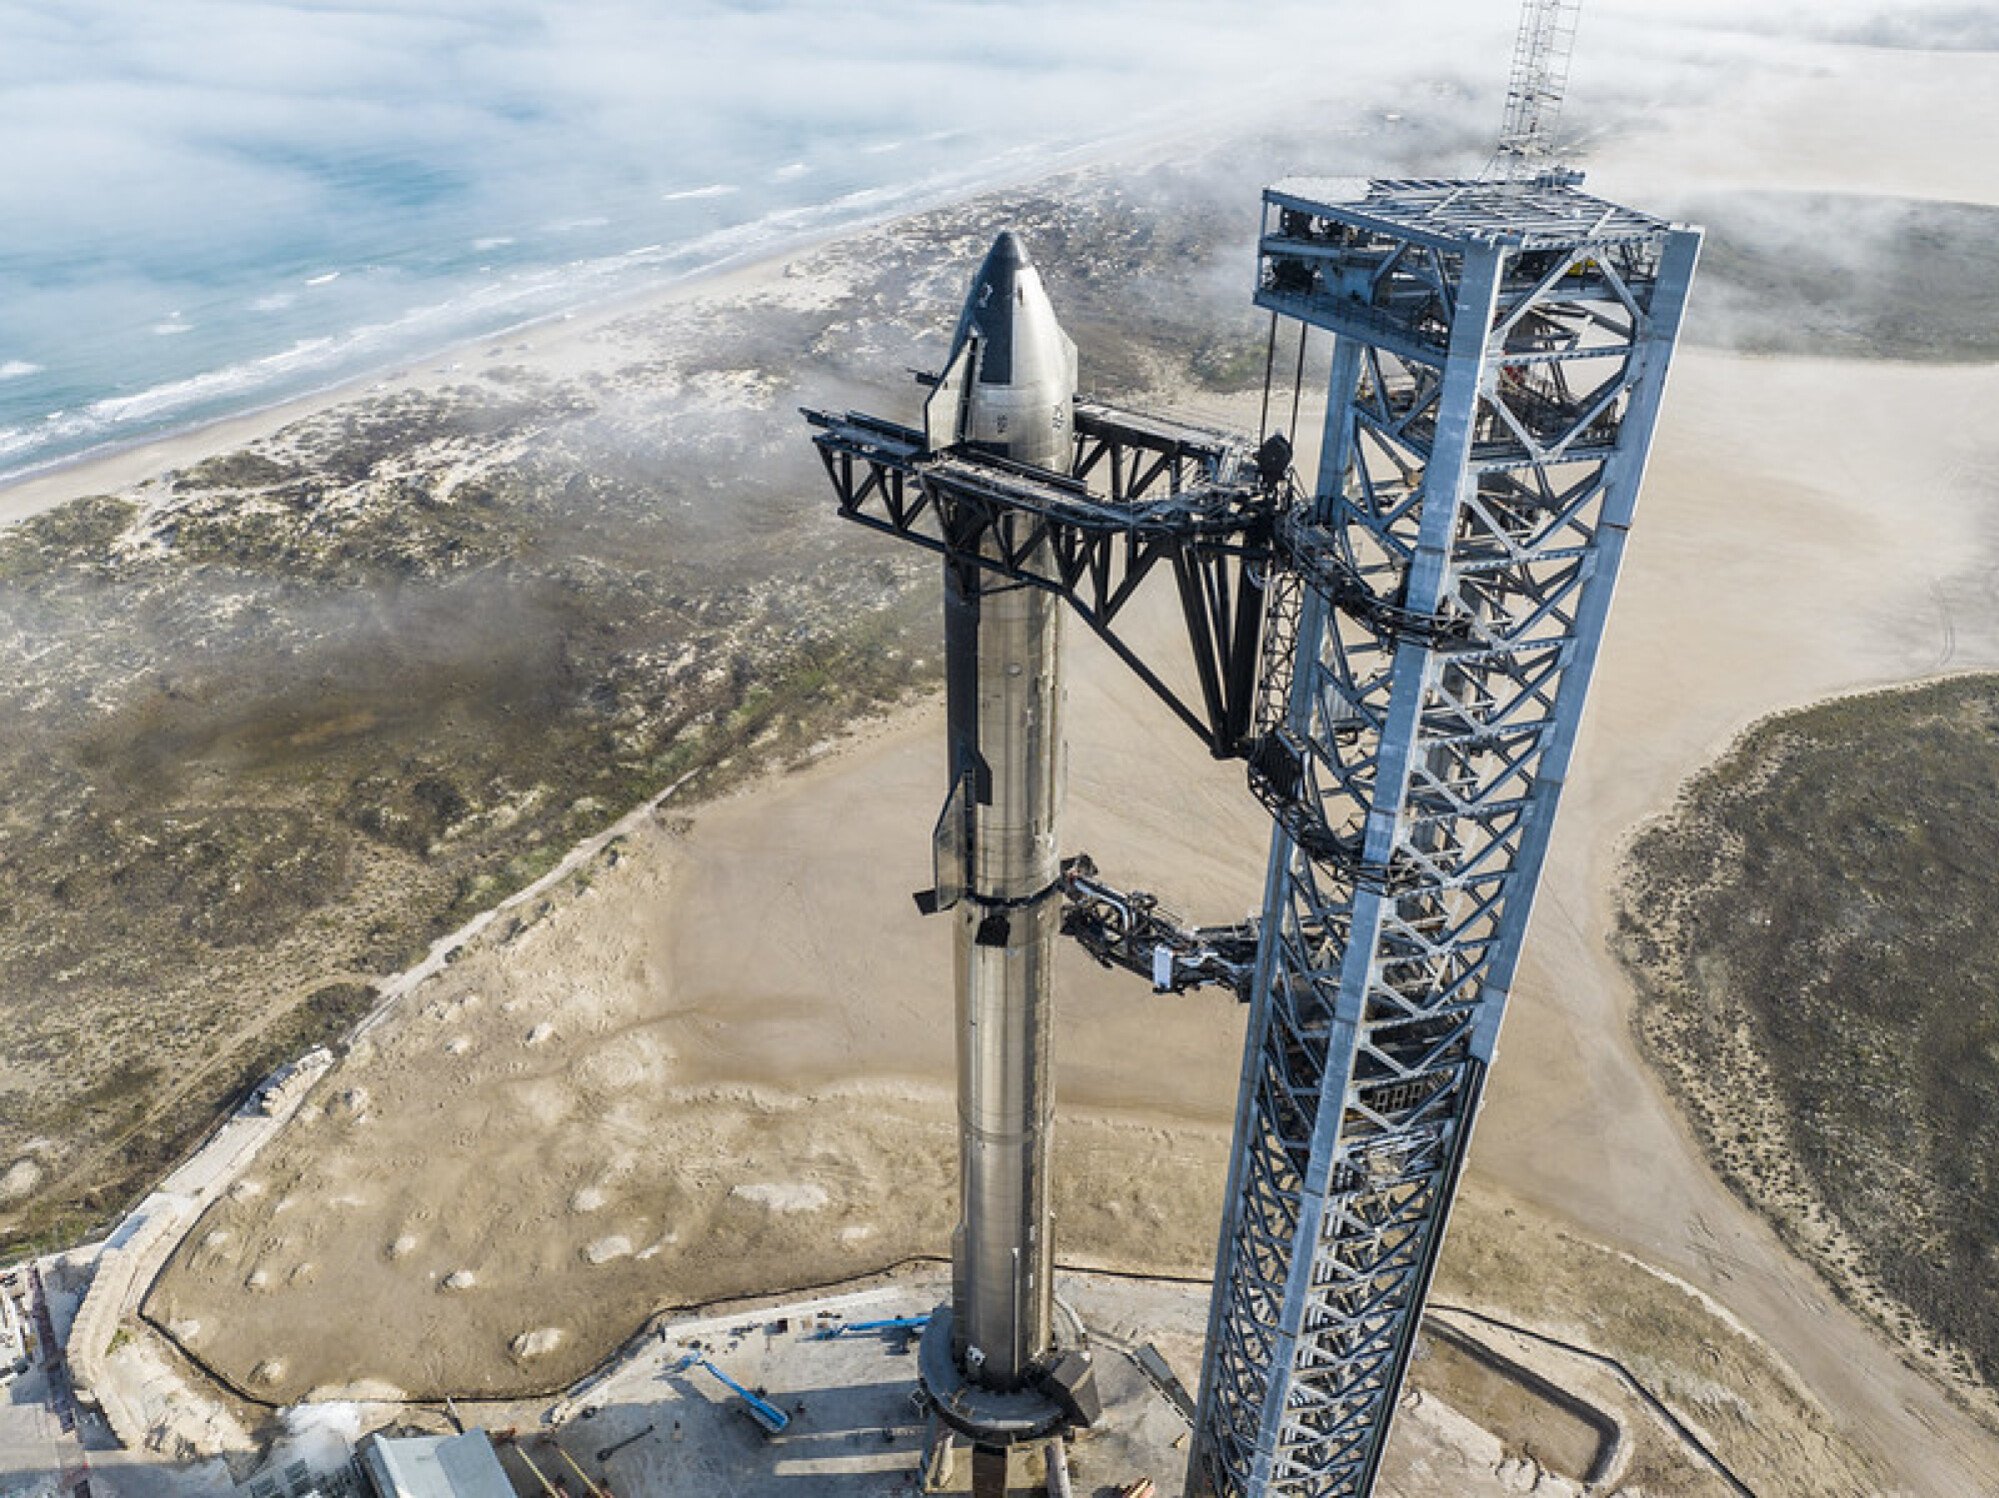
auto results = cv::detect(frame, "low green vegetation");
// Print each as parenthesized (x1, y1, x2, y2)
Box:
(0, 370, 941, 1257)
(1617, 675, 1999, 1395)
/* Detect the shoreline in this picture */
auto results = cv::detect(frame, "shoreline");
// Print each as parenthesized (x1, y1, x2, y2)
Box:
(0, 225, 852, 528)
(0, 93, 1298, 532)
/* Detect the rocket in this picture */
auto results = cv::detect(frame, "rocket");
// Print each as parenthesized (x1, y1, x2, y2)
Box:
(925, 231, 1076, 1392)
(926, 229, 1078, 470)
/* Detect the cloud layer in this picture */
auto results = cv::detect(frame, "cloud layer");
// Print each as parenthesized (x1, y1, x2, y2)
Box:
(0, 0, 1957, 476)
(1, 0, 1964, 291)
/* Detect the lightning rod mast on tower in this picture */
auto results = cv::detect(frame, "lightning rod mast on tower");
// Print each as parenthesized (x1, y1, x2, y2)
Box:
(1492, 0, 1584, 178)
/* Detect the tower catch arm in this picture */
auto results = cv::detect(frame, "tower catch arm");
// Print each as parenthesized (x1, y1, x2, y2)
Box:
(804, 398, 1284, 757)
(1059, 855, 1259, 1000)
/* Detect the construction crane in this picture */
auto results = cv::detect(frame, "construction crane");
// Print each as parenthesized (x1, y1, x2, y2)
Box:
(803, 3, 1699, 1494)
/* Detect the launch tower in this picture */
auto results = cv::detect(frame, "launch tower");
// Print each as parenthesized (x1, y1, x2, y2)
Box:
(1188, 177, 1698, 1496)
(808, 172, 1696, 1495)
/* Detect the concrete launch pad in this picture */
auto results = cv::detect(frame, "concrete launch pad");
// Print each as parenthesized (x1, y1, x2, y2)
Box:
(447, 1262, 1727, 1498)
(506, 1268, 1201, 1498)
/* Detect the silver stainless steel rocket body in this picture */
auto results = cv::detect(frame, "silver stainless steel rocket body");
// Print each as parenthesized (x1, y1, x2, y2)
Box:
(930, 232, 1076, 1392)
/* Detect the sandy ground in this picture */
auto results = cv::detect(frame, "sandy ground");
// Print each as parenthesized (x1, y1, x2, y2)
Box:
(141, 632, 1259, 1404)
(1590, 41, 1999, 209)
(11, 25, 1994, 1498)
(1474, 350, 1999, 1491)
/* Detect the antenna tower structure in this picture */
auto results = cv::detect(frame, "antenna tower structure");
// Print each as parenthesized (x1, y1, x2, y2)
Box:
(1493, 0, 1583, 176)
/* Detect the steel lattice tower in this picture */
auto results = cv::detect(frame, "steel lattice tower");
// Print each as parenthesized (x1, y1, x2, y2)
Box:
(1188, 177, 1699, 1497)
(1493, 0, 1583, 176)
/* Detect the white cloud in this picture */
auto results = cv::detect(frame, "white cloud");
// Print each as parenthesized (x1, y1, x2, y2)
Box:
(0, 1, 1498, 265)
(0, 2, 1504, 366)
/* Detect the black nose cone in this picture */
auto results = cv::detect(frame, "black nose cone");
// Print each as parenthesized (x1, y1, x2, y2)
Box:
(960, 230, 1033, 385)
(985, 230, 1029, 271)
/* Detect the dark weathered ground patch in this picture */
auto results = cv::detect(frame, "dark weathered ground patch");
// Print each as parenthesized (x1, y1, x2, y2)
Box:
(1675, 192, 1999, 361)
(1617, 675, 1999, 1398)
(0, 398, 934, 1252)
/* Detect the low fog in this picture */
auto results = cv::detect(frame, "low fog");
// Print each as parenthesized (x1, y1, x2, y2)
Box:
(1, 0, 1960, 417)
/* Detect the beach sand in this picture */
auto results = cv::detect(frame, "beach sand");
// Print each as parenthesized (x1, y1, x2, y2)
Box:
(0, 248, 810, 530)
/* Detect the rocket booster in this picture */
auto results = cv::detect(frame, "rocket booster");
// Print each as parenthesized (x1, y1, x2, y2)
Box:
(932, 232, 1075, 1391)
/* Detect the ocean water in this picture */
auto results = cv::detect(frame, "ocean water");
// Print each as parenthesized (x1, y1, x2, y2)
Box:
(0, 0, 1444, 487)
(0, 128, 1066, 483)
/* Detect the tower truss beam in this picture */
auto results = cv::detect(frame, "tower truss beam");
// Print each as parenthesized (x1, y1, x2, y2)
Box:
(804, 399, 1282, 758)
